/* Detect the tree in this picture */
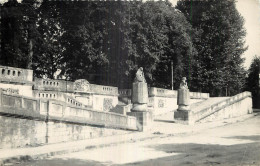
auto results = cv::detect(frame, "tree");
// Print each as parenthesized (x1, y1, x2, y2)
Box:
(245, 55, 260, 108)
(58, 2, 110, 82)
(32, 0, 65, 79)
(177, 0, 247, 96)
(0, 0, 39, 69)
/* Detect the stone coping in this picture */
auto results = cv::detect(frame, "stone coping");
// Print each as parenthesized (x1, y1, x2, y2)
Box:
(0, 91, 137, 131)
(119, 88, 210, 99)
(191, 91, 252, 122)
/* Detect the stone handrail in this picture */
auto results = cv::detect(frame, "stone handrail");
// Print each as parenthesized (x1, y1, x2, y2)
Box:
(119, 87, 209, 99)
(0, 90, 47, 119)
(33, 90, 84, 108)
(34, 78, 118, 96)
(149, 87, 177, 97)
(34, 78, 74, 92)
(0, 90, 137, 131)
(190, 92, 210, 99)
(89, 84, 118, 96)
(0, 65, 33, 84)
(192, 91, 252, 123)
(47, 100, 137, 130)
(118, 89, 132, 96)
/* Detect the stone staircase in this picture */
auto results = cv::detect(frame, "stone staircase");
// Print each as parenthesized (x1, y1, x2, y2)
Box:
(174, 91, 253, 124)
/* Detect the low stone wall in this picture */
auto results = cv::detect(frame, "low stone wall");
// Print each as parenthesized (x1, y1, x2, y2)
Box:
(0, 65, 33, 84)
(34, 78, 119, 96)
(33, 78, 74, 92)
(196, 92, 252, 123)
(175, 91, 253, 124)
(119, 88, 208, 115)
(119, 88, 209, 99)
(0, 83, 33, 97)
(0, 90, 137, 149)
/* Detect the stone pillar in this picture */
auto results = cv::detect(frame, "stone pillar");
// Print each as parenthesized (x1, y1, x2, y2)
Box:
(129, 67, 153, 131)
(174, 77, 192, 124)
(177, 88, 190, 111)
(132, 82, 148, 111)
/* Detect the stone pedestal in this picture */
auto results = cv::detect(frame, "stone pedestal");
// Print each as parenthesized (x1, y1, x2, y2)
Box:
(174, 88, 192, 124)
(177, 89, 190, 110)
(130, 81, 153, 131)
(132, 82, 148, 112)
(127, 111, 153, 131)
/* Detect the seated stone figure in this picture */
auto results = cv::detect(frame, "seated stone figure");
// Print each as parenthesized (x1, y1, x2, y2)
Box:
(134, 67, 146, 83)
(179, 77, 188, 89)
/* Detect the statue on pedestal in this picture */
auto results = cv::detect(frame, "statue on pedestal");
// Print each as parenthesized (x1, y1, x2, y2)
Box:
(180, 77, 188, 89)
(131, 67, 148, 112)
(134, 67, 146, 83)
(177, 77, 190, 111)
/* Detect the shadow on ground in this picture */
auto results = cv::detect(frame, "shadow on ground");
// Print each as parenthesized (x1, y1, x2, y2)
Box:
(122, 136, 260, 166)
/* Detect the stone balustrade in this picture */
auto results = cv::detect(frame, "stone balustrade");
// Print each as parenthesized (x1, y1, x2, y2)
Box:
(149, 87, 177, 97)
(0, 89, 137, 130)
(0, 65, 33, 84)
(0, 89, 47, 119)
(34, 78, 118, 96)
(34, 78, 74, 92)
(119, 87, 209, 99)
(118, 89, 132, 96)
(191, 91, 252, 123)
(190, 92, 210, 99)
(33, 90, 84, 108)
(89, 84, 118, 96)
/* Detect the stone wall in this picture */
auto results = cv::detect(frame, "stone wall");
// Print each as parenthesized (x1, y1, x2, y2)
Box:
(0, 65, 33, 83)
(0, 66, 33, 97)
(34, 78, 119, 111)
(119, 88, 208, 115)
(199, 96, 252, 123)
(0, 90, 137, 149)
(178, 91, 253, 124)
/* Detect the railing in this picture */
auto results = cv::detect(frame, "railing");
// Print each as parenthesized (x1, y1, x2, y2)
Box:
(33, 90, 84, 108)
(149, 87, 177, 97)
(90, 84, 118, 96)
(0, 89, 47, 118)
(47, 100, 137, 130)
(118, 89, 132, 96)
(119, 87, 209, 99)
(33, 78, 74, 92)
(190, 92, 209, 99)
(34, 78, 118, 96)
(0, 90, 137, 130)
(192, 91, 252, 122)
(0, 65, 33, 84)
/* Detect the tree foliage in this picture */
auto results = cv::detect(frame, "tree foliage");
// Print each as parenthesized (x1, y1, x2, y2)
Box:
(0, 0, 39, 68)
(1, 0, 249, 95)
(177, 0, 247, 96)
(245, 55, 260, 108)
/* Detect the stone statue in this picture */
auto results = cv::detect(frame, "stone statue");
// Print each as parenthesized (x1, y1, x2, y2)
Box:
(177, 77, 190, 110)
(134, 67, 146, 83)
(179, 77, 188, 89)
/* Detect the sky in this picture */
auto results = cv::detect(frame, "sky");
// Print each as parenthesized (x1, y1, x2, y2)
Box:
(1, 0, 260, 69)
(169, 0, 260, 69)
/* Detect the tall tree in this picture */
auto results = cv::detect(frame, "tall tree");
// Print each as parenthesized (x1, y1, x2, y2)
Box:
(245, 55, 260, 108)
(177, 0, 247, 96)
(32, 0, 65, 79)
(0, 0, 38, 69)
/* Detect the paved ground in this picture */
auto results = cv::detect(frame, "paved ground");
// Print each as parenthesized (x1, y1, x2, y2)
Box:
(12, 113, 260, 166)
